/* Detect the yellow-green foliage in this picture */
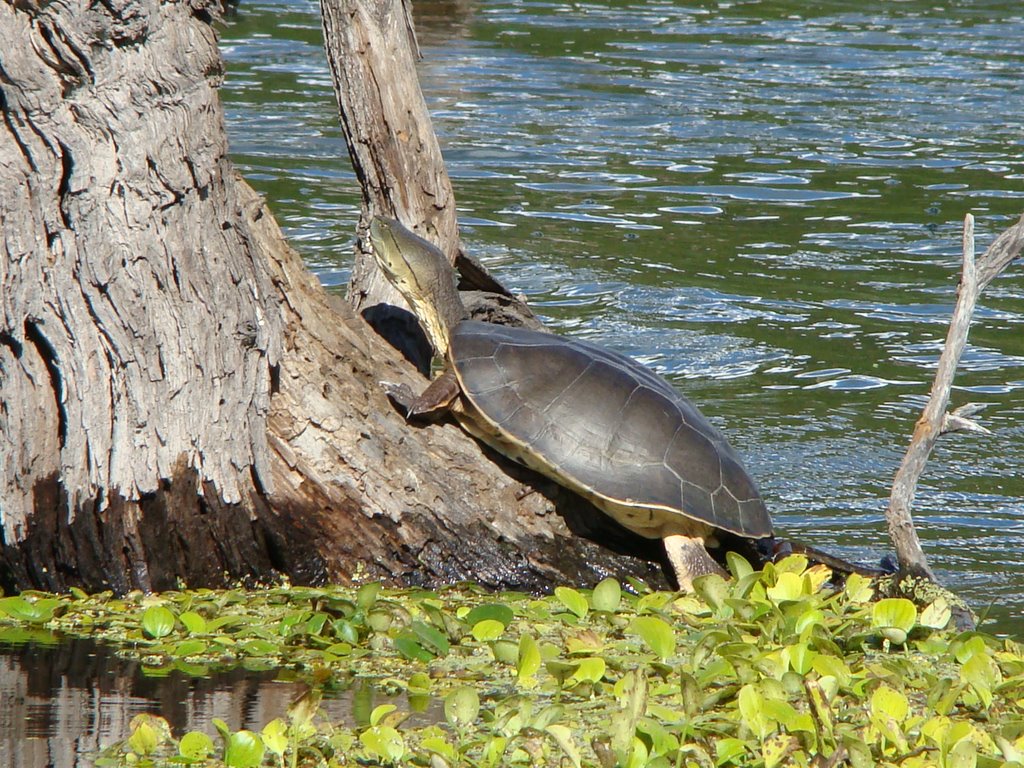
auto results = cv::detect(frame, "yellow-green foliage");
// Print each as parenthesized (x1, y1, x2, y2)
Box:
(2, 556, 1024, 767)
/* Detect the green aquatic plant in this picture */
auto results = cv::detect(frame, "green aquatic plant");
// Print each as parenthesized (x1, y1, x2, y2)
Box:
(4, 556, 1024, 767)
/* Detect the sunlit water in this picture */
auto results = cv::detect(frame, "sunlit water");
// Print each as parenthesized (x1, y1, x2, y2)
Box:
(220, 0, 1024, 631)
(6, 1, 1023, 757)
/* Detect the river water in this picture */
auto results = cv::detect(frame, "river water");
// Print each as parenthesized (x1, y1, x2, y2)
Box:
(4, 1, 1023, 761)
(222, 0, 1024, 631)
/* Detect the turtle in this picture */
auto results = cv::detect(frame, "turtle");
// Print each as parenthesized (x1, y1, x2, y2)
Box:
(369, 215, 773, 590)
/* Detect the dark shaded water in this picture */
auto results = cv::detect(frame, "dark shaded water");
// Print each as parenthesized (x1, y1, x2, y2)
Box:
(0, 634, 433, 766)
(4, 0, 1023, 760)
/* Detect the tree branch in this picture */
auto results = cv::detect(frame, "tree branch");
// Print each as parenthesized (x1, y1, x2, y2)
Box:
(886, 213, 1024, 585)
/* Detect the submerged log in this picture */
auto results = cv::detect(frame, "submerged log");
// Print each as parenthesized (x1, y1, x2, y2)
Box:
(0, 0, 666, 594)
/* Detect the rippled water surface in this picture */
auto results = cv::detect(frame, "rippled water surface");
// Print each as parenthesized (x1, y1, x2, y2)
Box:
(220, 0, 1024, 630)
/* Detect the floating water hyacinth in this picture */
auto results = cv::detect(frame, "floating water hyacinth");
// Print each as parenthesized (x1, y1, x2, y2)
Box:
(2, 556, 1021, 767)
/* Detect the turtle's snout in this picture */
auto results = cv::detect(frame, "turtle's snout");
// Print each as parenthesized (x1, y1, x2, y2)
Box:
(367, 218, 395, 271)
(368, 216, 390, 245)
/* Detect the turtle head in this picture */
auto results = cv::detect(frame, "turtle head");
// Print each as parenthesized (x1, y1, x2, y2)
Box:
(369, 216, 468, 358)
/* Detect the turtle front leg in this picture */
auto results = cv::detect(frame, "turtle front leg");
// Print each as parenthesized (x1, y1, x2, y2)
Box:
(382, 368, 460, 421)
(663, 533, 728, 592)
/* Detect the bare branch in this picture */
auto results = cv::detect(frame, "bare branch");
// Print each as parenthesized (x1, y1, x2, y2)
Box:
(941, 403, 991, 436)
(886, 211, 1024, 586)
(886, 214, 976, 581)
(977, 212, 1024, 291)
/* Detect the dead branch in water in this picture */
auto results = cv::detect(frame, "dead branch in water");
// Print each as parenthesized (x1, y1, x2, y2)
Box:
(885, 212, 1024, 622)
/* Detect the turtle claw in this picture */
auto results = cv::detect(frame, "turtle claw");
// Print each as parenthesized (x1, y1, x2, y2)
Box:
(380, 381, 416, 415)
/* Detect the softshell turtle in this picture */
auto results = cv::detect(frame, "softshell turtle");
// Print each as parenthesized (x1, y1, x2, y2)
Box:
(369, 216, 773, 590)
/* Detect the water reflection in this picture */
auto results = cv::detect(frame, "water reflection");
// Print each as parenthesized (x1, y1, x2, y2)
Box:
(1, 636, 274, 766)
(0, 635, 433, 767)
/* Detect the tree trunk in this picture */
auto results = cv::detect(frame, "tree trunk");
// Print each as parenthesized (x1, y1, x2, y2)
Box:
(0, 0, 668, 594)
(320, 0, 533, 374)
(0, 0, 282, 592)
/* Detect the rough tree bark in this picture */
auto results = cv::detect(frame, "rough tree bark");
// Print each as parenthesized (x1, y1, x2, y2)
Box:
(0, 0, 667, 594)
(0, 0, 282, 591)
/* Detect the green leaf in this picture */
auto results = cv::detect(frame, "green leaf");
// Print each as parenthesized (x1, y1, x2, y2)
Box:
(444, 687, 480, 727)
(491, 638, 519, 665)
(0, 596, 60, 624)
(356, 581, 381, 610)
(571, 656, 606, 684)
(141, 605, 176, 639)
(411, 620, 449, 656)
(715, 737, 749, 765)
(794, 607, 825, 636)
(920, 597, 952, 630)
(517, 633, 541, 686)
(785, 643, 815, 675)
(870, 684, 909, 749)
(766, 571, 806, 603)
(212, 718, 231, 740)
(179, 731, 215, 760)
(394, 635, 433, 662)
(179, 610, 207, 635)
(679, 672, 701, 719)
(871, 598, 916, 645)
(738, 684, 771, 741)
(774, 554, 809, 574)
(239, 638, 278, 656)
(591, 578, 622, 613)
(811, 654, 851, 687)
(407, 672, 432, 693)
(611, 670, 648, 758)
(127, 721, 160, 756)
(844, 573, 875, 603)
(260, 719, 288, 757)
(465, 603, 514, 628)
(333, 618, 359, 643)
(961, 652, 996, 709)
(471, 618, 505, 641)
(693, 573, 730, 612)
(949, 737, 978, 768)
(546, 724, 582, 768)
(629, 616, 676, 660)
(420, 734, 458, 762)
(224, 730, 265, 768)
(546, 659, 580, 686)
(480, 735, 509, 768)
(625, 735, 649, 768)
(173, 639, 208, 657)
(554, 586, 589, 619)
(359, 725, 405, 763)
(726, 551, 754, 580)
(305, 612, 328, 635)
(370, 704, 397, 727)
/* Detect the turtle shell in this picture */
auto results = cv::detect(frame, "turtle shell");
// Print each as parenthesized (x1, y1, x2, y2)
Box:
(450, 320, 771, 539)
